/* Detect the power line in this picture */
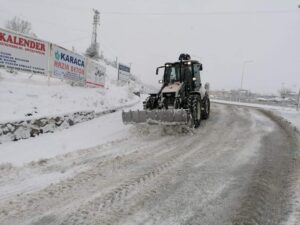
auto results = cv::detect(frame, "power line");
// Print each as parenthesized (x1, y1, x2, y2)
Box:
(0, 10, 89, 33)
(101, 9, 299, 16)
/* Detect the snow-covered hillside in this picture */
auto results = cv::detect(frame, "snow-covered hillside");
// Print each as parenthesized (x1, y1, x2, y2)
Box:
(0, 66, 140, 123)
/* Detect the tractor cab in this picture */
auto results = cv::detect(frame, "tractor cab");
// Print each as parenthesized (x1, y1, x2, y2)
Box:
(156, 54, 203, 92)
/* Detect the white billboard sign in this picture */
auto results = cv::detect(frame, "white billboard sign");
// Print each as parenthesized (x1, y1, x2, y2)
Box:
(52, 45, 85, 84)
(0, 28, 49, 74)
(118, 63, 131, 82)
(85, 58, 106, 88)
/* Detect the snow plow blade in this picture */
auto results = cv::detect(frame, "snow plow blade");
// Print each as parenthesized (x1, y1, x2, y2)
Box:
(122, 109, 189, 125)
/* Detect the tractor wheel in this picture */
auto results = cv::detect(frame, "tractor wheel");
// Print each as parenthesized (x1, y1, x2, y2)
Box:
(202, 97, 210, 120)
(188, 95, 202, 128)
(174, 98, 180, 109)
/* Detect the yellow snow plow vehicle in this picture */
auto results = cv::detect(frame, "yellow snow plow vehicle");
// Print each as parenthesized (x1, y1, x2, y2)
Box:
(122, 54, 210, 128)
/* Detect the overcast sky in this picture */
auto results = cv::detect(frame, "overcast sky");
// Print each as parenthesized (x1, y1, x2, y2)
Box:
(0, 0, 299, 94)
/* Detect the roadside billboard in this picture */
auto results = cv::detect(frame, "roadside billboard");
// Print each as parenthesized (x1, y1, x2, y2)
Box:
(85, 58, 106, 88)
(51, 45, 85, 84)
(0, 28, 49, 74)
(118, 63, 130, 82)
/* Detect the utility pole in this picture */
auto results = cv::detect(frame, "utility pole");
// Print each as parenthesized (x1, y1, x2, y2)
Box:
(116, 57, 119, 80)
(297, 89, 300, 111)
(241, 60, 253, 90)
(297, 7, 300, 110)
(239, 60, 253, 102)
(86, 9, 100, 58)
(91, 9, 100, 50)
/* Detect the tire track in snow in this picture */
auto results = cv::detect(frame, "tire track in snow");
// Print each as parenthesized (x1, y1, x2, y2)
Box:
(231, 109, 300, 225)
(60, 105, 254, 225)
(1, 104, 299, 225)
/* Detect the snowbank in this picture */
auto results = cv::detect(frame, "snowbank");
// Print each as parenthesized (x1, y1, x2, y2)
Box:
(0, 110, 130, 166)
(0, 110, 95, 143)
(0, 63, 142, 143)
(0, 97, 143, 166)
(0, 68, 139, 123)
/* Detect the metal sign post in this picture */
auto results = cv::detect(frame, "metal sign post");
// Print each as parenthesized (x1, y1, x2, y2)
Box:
(118, 63, 131, 82)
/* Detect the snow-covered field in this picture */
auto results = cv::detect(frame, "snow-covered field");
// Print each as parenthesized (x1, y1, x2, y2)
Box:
(0, 68, 139, 123)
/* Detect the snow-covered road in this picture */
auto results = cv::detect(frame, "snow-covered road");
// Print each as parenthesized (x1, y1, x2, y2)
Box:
(0, 103, 299, 225)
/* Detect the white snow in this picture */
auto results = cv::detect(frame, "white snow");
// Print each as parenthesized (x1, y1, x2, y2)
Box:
(0, 67, 139, 123)
(0, 59, 145, 165)
(0, 103, 143, 166)
(211, 99, 300, 130)
(275, 110, 300, 130)
(0, 168, 80, 201)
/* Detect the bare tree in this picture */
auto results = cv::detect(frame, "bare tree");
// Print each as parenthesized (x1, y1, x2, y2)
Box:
(5, 17, 36, 37)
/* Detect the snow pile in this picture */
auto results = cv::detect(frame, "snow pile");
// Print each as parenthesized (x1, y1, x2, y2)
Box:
(0, 110, 131, 166)
(0, 67, 139, 123)
(275, 110, 300, 131)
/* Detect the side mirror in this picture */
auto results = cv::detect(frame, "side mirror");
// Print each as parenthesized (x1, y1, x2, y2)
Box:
(199, 64, 203, 71)
(156, 68, 159, 75)
(204, 82, 210, 90)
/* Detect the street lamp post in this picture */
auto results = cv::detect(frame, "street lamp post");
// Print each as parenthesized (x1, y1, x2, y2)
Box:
(241, 60, 253, 90)
(297, 89, 300, 111)
(239, 60, 253, 102)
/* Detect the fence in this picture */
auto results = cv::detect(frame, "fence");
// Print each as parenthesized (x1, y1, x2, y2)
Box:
(0, 27, 106, 88)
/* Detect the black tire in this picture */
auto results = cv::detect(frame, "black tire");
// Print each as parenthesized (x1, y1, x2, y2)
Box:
(188, 95, 202, 128)
(202, 97, 210, 120)
(144, 96, 158, 110)
(174, 98, 180, 109)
